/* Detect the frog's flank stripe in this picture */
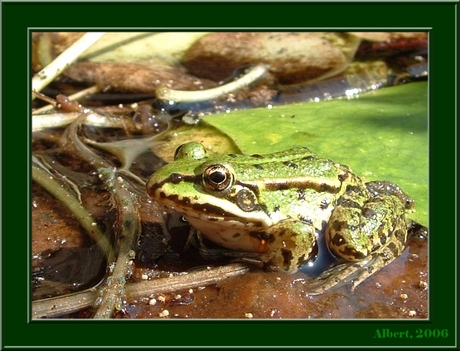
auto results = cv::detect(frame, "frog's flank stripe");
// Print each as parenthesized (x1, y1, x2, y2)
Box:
(238, 176, 341, 194)
(150, 173, 342, 198)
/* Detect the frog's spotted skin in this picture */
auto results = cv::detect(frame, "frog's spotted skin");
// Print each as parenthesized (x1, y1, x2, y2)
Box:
(147, 142, 414, 294)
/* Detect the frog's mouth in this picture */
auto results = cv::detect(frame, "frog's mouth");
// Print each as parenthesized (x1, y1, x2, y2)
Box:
(158, 192, 273, 228)
(167, 193, 237, 218)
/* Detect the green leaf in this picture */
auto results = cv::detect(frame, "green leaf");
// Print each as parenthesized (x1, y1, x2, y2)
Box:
(202, 82, 428, 226)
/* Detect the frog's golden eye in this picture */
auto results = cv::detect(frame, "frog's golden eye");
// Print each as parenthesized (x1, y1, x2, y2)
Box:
(202, 164, 233, 192)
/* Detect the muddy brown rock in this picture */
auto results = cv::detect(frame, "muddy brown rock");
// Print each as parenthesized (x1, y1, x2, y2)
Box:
(182, 32, 358, 85)
(63, 62, 216, 93)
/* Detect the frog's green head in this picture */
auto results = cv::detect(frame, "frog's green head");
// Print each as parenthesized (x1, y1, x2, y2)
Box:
(146, 142, 272, 227)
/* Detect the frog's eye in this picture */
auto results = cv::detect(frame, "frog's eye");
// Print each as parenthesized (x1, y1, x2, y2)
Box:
(202, 164, 233, 192)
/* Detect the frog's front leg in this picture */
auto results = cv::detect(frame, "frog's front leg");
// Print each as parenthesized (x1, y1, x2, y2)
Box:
(257, 219, 317, 273)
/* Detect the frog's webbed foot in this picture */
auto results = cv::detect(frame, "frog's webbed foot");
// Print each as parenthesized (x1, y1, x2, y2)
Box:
(305, 253, 387, 295)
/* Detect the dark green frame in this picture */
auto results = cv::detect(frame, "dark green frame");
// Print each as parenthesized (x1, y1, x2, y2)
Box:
(2, 1, 457, 349)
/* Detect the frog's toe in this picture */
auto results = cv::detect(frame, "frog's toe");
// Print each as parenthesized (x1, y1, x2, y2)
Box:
(305, 254, 385, 295)
(305, 263, 352, 295)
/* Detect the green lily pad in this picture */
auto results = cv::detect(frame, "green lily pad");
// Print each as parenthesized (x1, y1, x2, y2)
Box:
(202, 82, 428, 226)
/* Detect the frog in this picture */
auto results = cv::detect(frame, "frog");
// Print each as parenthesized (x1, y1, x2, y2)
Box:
(146, 141, 415, 294)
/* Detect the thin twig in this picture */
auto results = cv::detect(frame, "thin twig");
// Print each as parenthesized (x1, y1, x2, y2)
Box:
(32, 32, 105, 94)
(32, 263, 250, 319)
(65, 116, 141, 318)
(92, 169, 141, 319)
(156, 63, 268, 103)
(126, 263, 251, 300)
(33, 85, 101, 114)
(32, 111, 128, 132)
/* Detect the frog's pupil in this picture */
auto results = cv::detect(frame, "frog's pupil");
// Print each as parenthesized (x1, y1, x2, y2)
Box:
(209, 170, 226, 184)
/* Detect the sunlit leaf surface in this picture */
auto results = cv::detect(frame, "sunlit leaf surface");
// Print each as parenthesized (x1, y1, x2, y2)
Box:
(202, 82, 428, 225)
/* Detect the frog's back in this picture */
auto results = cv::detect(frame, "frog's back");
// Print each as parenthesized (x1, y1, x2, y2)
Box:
(217, 147, 352, 187)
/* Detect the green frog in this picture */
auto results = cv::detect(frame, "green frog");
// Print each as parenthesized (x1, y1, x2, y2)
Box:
(146, 142, 415, 293)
